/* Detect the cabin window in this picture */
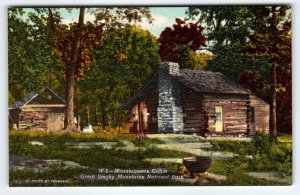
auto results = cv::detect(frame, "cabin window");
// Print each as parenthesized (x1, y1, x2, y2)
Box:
(215, 112, 222, 122)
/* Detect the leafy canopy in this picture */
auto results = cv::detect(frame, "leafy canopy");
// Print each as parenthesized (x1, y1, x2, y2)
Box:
(76, 25, 160, 126)
(158, 18, 206, 68)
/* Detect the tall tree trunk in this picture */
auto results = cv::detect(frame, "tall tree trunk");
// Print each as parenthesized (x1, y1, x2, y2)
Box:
(100, 100, 108, 128)
(48, 64, 52, 88)
(77, 115, 81, 130)
(269, 6, 278, 139)
(128, 82, 131, 99)
(86, 105, 90, 124)
(65, 8, 85, 131)
(94, 102, 98, 125)
(270, 64, 277, 138)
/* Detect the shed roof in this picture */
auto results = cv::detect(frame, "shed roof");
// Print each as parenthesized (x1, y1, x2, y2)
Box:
(119, 69, 251, 110)
(9, 87, 66, 110)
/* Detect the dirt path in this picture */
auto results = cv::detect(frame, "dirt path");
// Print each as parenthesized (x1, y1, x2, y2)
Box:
(147, 134, 235, 159)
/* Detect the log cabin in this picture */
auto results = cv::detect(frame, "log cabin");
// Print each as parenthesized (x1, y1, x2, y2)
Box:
(9, 87, 66, 132)
(119, 62, 269, 136)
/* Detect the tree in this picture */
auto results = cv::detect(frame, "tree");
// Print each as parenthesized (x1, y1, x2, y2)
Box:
(9, 7, 153, 131)
(192, 51, 214, 69)
(45, 7, 153, 131)
(244, 6, 291, 138)
(186, 6, 260, 50)
(53, 8, 84, 131)
(47, 8, 104, 131)
(186, 6, 292, 136)
(77, 25, 160, 127)
(157, 18, 206, 68)
(185, 6, 271, 82)
(8, 8, 58, 103)
(206, 46, 270, 83)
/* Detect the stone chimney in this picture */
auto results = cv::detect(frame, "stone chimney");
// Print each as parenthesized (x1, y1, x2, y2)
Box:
(159, 62, 180, 75)
(157, 62, 183, 133)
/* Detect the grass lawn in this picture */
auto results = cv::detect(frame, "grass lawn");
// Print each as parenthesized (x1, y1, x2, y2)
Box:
(9, 130, 292, 186)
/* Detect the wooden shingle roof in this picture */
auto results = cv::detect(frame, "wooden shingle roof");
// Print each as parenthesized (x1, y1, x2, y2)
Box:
(177, 69, 251, 94)
(119, 69, 251, 110)
(9, 87, 66, 110)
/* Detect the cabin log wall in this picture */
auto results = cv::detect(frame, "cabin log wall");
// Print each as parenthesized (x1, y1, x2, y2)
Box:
(249, 95, 270, 135)
(12, 106, 65, 131)
(19, 111, 48, 130)
(9, 109, 20, 128)
(180, 84, 207, 134)
(203, 94, 250, 135)
(147, 88, 159, 133)
(9, 88, 66, 132)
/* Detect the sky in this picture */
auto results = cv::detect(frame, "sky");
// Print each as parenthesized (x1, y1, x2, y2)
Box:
(136, 7, 189, 37)
(57, 7, 190, 37)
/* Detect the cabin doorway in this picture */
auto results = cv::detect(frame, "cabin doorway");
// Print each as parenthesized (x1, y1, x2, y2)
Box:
(215, 106, 223, 132)
(249, 107, 255, 133)
(140, 109, 149, 132)
(130, 101, 149, 134)
(47, 112, 64, 132)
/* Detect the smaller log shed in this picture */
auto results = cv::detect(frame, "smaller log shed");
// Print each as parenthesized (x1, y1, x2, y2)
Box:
(9, 87, 66, 132)
(120, 62, 270, 136)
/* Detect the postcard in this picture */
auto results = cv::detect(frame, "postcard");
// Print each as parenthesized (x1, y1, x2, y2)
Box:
(8, 5, 292, 186)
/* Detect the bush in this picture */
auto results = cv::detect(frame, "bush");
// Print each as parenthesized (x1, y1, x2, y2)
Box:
(209, 140, 254, 155)
(208, 135, 292, 175)
(250, 135, 292, 174)
(9, 129, 135, 144)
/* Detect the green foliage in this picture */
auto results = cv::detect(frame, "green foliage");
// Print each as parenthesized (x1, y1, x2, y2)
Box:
(93, 7, 153, 27)
(9, 130, 292, 186)
(207, 45, 270, 79)
(9, 130, 131, 143)
(209, 140, 254, 155)
(208, 158, 278, 186)
(131, 138, 165, 147)
(8, 7, 158, 128)
(76, 25, 160, 126)
(244, 6, 292, 134)
(278, 134, 292, 143)
(187, 6, 292, 134)
(9, 131, 189, 170)
(170, 45, 213, 69)
(8, 8, 59, 103)
(186, 6, 259, 49)
(206, 45, 271, 99)
(192, 51, 214, 69)
(250, 135, 292, 174)
(9, 130, 193, 186)
(51, 21, 102, 80)
(207, 135, 292, 175)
